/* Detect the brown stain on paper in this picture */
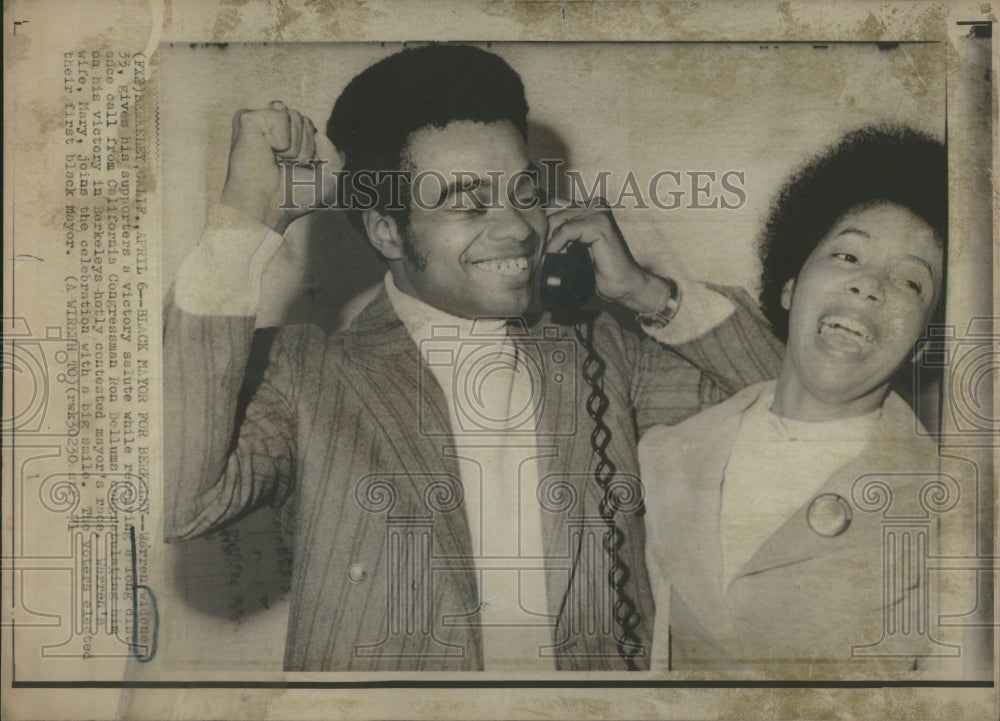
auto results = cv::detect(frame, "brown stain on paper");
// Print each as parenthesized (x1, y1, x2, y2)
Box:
(208, 0, 384, 43)
(303, 0, 386, 40)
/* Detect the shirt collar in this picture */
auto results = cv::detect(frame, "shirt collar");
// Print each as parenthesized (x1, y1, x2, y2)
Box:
(383, 272, 508, 350)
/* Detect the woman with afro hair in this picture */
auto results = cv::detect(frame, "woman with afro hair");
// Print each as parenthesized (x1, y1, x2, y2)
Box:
(640, 126, 948, 675)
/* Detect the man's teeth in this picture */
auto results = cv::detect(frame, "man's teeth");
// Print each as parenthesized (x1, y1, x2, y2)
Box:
(818, 315, 874, 342)
(472, 257, 529, 275)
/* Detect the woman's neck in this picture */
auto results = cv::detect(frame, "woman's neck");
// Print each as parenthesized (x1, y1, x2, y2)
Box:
(771, 363, 890, 422)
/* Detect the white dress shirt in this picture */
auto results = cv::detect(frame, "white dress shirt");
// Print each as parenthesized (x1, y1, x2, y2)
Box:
(385, 274, 555, 670)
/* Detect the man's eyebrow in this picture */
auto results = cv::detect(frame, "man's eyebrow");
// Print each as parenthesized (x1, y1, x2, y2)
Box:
(510, 165, 543, 196)
(436, 175, 489, 206)
(835, 227, 870, 239)
(449, 175, 490, 193)
(435, 167, 539, 206)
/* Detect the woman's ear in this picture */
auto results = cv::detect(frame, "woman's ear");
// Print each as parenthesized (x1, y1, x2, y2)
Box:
(363, 210, 404, 261)
(780, 278, 796, 311)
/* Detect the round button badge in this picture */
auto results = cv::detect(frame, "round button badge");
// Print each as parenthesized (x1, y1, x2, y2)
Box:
(347, 563, 368, 583)
(806, 493, 852, 537)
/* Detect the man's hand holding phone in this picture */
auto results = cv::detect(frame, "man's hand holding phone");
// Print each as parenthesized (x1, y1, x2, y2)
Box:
(545, 201, 677, 316)
(219, 100, 344, 234)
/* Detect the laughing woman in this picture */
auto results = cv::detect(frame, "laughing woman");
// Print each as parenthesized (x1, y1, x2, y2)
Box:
(640, 126, 947, 675)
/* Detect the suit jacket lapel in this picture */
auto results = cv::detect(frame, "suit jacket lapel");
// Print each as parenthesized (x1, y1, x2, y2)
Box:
(731, 392, 937, 585)
(514, 321, 589, 640)
(342, 288, 478, 600)
(671, 412, 742, 639)
(731, 472, 864, 584)
(652, 384, 767, 641)
(520, 316, 640, 664)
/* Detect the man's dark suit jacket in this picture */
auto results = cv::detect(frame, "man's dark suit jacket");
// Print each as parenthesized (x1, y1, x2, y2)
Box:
(164, 284, 781, 670)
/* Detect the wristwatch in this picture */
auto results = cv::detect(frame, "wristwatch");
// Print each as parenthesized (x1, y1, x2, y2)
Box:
(636, 276, 682, 330)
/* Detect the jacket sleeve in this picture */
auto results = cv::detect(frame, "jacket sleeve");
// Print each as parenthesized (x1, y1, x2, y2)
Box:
(162, 206, 306, 541)
(630, 284, 784, 435)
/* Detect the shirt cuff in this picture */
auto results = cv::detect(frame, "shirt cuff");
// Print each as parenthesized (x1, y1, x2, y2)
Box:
(174, 204, 285, 316)
(642, 279, 735, 345)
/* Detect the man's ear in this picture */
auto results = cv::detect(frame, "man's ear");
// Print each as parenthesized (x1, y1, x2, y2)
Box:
(910, 340, 929, 366)
(780, 278, 795, 310)
(363, 210, 404, 261)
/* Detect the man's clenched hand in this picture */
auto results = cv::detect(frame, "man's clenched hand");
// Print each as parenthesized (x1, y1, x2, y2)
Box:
(220, 101, 344, 234)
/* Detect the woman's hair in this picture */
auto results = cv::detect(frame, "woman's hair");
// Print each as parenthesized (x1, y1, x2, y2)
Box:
(757, 125, 947, 342)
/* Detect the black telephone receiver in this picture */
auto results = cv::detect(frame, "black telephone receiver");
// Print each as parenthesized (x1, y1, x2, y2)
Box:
(539, 241, 596, 313)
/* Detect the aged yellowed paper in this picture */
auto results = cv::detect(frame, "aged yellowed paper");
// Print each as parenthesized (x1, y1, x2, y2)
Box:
(3, 1, 997, 719)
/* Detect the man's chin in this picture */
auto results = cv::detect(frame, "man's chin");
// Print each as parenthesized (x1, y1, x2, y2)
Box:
(472, 294, 532, 319)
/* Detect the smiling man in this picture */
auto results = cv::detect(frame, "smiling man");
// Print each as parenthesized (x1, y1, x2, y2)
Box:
(164, 44, 782, 671)
(366, 120, 547, 319)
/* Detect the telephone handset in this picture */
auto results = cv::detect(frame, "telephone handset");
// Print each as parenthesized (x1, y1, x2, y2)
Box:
(539, 241, 596, 313)
(538, 240, 644, 669)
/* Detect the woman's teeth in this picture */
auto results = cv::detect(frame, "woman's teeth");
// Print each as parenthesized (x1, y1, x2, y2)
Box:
(818, 315, 874, 343)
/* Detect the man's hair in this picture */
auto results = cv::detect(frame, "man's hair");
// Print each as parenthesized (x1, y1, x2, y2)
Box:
(327, 43, 529, 234)
(757, 125, 947, 342)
